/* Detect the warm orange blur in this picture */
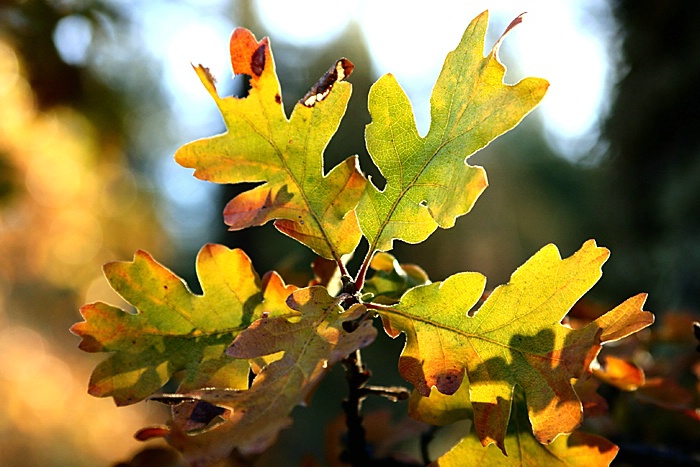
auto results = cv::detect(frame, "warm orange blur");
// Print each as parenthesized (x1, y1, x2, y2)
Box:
(0, 38, 169, 466)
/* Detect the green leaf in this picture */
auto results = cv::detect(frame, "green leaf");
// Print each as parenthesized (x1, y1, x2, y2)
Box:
(71, 244, 297, 405)
(357, 12, 549, 252)
(362, 252, 431, 304)
(143, 287, 377, 464)
(378, 240, 653, 452)
(175, 29, 366, 260)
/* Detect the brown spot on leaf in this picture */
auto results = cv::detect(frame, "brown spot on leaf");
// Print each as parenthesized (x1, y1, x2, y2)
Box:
(251, 43, 266, 77)
(435, 370, 464, 395)
(275, 93, 281, 104)
(300, 58, 354, 107)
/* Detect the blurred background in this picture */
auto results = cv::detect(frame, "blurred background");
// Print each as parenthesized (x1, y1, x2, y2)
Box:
(0, 0, 698, 465)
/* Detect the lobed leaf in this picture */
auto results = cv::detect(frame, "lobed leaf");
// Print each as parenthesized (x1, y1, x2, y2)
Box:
(431, 394, 619, 466)
(71, 244, 297, 406)
(378, 240, 654, 452)
(357, 12, 549, 252)
(143, 286, 377, 465)
(175, 29, 366, 261)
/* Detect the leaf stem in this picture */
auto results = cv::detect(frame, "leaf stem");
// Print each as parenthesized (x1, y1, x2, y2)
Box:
(336, 254, 350, 278)
(358, 385, 409, 402)
(354, 249, 376, 293)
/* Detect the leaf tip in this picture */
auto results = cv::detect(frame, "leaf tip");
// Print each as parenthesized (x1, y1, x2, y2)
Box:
(230, 28, 271, 79)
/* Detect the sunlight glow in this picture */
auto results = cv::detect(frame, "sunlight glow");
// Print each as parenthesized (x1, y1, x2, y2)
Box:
(253, 0, 616, 161)
(134, 0, 617, 244)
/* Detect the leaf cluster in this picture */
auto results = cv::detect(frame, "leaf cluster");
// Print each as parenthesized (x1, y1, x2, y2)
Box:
(72, 11, 657, 467)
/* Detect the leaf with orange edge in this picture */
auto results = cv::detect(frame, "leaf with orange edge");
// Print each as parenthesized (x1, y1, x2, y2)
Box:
(71, 244, 297, 406)
(378, 240, 654, 453)
(591, 355, 645, 391)
(431, 392, 619, 467)
(143, 286, 377, 465)
(175, 28, 366, 261)
(357, 12, 548, 253)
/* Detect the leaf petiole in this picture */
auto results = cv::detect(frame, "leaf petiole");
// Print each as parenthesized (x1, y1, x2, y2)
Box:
(353, 249, 376, 293)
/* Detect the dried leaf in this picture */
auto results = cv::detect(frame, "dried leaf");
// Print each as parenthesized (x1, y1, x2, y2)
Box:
(145, 287, 377, 465)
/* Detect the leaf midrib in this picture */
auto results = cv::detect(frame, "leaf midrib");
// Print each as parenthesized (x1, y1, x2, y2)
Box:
(378, 306, 566, 362)
(365, 59, 485, 253)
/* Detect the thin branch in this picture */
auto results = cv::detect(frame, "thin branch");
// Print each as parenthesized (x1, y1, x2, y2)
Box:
(359, 385, 410, 402)
(341, 349, 372, 466)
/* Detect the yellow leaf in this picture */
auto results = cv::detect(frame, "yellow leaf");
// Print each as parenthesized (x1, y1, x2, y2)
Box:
(176, 29, 366, 260)
(378, 240, 653, 452)
(71, 244, 296, 405)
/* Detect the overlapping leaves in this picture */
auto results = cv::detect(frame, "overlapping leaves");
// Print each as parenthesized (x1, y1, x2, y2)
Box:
(71, 10, 657, 467)
(175, 29, 366, 261)
(378, 240, 654, 452)
(143, 287, 376, 464)
(357, 12, 549, 252)
(431, 390, 619, 466)
(71, 244, 296, 405)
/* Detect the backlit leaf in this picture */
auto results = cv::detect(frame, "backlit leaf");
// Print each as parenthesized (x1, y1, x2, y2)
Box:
(378, 240, 653, 452)
(71, 244, 297, 406)
(175, 29, 366, 260)
(432, 394, 619, 467)
(363, 252, 430, 304)
(145, 286, 377, 465)
(591, 355, 645, 391)
(357, 12, 549, 252)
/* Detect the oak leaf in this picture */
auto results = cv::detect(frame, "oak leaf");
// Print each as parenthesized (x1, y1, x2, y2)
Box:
(431, 393, 619, 466)
(71, 244, 296, 406)
(378, 240, 653, 452)
(175, 29, 366, 261)
(145, 286, 377, 465)
(357, 12, 549, 252)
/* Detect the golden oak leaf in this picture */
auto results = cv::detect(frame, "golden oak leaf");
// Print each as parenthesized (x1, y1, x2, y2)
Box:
(431, 393, 619, 467)
(591, 355, 645, 391)
(175, 29, 366, 261)
(379, 240, 653, 453)
(71, 244, 296, 405)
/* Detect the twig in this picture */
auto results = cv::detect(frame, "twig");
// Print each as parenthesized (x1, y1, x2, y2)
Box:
(359, 385, 410, 402)
(341, 349, 372, 466)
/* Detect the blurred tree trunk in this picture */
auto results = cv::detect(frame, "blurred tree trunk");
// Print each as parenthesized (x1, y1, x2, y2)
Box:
(604, 0, 700, 311)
